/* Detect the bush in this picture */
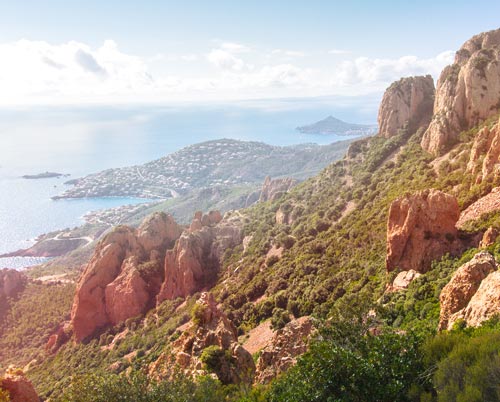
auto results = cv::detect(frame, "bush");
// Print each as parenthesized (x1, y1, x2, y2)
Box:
(270, 308, 290, 330)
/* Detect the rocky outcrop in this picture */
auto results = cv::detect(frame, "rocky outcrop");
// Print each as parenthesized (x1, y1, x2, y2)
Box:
(387, 269, 421, 292)
(480, 227, 499, 248)
(45, 322, 72, 354)
(421, 28, 500, 154)
(255, 316, 315, 384)
(157, 212, 242, 303)
(150, 293, 255, 384)
(439, 252, 497, 330)
(467, 117, 500, 183)
(71, 212, 182, 342)
(259, 176, 298, 203)
(0, 269, 26, 300)
(378, 76, 435, 138)
(386, 189, 462, 273)
(0, 367, 40, 402)
(457, 187, 500, 228)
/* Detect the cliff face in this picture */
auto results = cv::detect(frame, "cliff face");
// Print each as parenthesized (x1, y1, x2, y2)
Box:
(377, 75, 435, 138)
(386, 189, 462, 273)
(157, 212, 243, 303)
(439, 252, 500, 330)
(466, 117, 500, 183)
(421, 28, 500, 154)
(71, 212, 182, 342)
(70, 210, 243, 343)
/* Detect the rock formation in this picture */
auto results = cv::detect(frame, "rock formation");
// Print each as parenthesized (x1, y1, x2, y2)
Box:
(0, 269, 26, 300)
(457, 187, 500, 228)
(150, 293, 255, 384)
(255, 316, 315, 384)
(387, 269, 421, 292)
(467, 117, 500, 183)
(157, 212, 242, 303)
(480, 227, 499, 248)
(259, 176, 298, 203)
(45, 322, 72, 354)
(386, 189, 462, 273)
(439, 252, 497, 330)
(71, 212, 182, 342)
(71, 210, 243, 342)
(378, 75, 435, 138)
(0, 367, 40, 402)
(421, 28, 500, 154)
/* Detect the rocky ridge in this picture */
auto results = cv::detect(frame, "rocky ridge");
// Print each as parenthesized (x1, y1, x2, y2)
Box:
(421, 28, 500, 154)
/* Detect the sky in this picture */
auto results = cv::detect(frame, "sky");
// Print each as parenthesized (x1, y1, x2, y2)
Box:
(0, 0, 499, 106)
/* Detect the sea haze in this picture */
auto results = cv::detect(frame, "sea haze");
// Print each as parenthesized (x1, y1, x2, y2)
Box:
(0, 99, 377, 268)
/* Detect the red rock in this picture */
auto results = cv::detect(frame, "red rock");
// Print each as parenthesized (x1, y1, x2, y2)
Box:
(422, 28, 500, 154)
(386, 189, 461, 273)
(71, 213, 181, 342)
(150, 292, 255, 384)
(0, 269, 26, 299)
(157, 215, 243, 304)
(378, 76, 435, 138)
(439, 251, 497, 330)
(259, 176, 298, 202)
(45, 322, 72, 354)
(466, 118, 500, 183)
(457, 187, 500, 228)
(0, 367, 40, 402)
(480, 227, 499, 248)
(255, 316, 315, 384)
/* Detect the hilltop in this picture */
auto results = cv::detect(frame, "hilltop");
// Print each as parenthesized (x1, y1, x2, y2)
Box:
(296, 115, 377, 136)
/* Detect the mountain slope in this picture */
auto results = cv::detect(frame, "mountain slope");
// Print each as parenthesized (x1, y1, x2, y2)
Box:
(296, 115, 377, 136)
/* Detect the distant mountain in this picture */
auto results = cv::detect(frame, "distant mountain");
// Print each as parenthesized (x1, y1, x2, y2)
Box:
(296, 115, 377, 136)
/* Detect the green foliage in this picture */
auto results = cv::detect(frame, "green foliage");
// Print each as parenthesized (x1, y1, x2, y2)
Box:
(267, 323, 427, 402)
(200, 345, 227, 373)
(0, 282, 74, 369)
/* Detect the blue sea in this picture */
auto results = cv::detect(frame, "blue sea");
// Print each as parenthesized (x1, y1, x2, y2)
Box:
(0, 97, 378, 268)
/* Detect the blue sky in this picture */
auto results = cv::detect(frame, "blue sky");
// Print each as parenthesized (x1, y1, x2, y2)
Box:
(0, 0, 498, 105)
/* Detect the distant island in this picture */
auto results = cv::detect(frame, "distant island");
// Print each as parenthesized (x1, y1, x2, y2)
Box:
(296, 115, 377, 136)
(22, 171, 69, 180)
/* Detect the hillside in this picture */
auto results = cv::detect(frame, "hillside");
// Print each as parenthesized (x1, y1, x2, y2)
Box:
(3, 27, 500, 402)
(296, 115, 377, 136)
(54, 138, 353, 199)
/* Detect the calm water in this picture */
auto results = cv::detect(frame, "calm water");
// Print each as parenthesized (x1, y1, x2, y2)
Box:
(0, 100, 377, 268)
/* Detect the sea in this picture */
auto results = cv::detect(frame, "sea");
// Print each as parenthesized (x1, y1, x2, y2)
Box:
(0, 98, 378, 269)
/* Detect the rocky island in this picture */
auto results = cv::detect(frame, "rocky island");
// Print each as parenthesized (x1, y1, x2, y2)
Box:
(22, 171, 69, 179)
(296, 115, 377, 136)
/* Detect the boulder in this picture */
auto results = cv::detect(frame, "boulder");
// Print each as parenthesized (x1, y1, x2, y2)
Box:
(457, 187, 500, 228)
(386, 189, 461, 273)
(480, 227, 499, 248)
(378, 75, 435, 138)
(466, 117, 500, 183)
(439, 251, 497, 330)
(0, 367, 40, 402)
(387, 269, 421, 292)
(0, 269, 26, 300)
(421, 28, 500, 154)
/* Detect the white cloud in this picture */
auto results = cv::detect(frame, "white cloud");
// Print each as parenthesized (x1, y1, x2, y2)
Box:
(272, 49, 306, 57)
(332, 51, 454, 86)
(0, 38, 455, 104)
(220, 42, 250, 53)
(207, 48, 246, 71)
(328, 49, 351, 55)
